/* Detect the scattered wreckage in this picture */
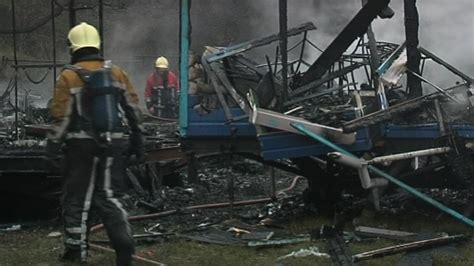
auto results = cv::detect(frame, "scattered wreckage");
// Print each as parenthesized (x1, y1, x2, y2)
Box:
(1, 0, 474, 264)
(180, 0, 474, 227)
(1, 0, 473, 224)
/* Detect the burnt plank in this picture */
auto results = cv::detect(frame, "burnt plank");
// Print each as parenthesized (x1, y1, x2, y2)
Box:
(299, 0, 390, 86)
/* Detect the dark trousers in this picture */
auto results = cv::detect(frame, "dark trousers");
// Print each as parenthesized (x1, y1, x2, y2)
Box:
(152, 104, 177, 119)
(62, 139, 134, 265)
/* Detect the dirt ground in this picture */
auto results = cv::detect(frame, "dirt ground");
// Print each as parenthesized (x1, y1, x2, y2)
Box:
(1, 209, 474, 266)
(2, 157, 474, 265)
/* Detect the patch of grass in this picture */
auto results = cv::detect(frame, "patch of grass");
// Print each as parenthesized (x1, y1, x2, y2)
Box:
(0, 212, 473, 266)
(0, 227, 115, 265)
(143, 240, 330, 266)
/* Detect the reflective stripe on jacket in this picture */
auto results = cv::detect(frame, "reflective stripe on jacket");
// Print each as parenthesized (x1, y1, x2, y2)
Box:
(50, 60, 141, 140)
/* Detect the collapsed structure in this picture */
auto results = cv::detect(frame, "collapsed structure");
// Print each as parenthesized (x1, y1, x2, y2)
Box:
(0, 0, 473, 228)
(180, 0, 474, 223)
(1, 1, 474, 264)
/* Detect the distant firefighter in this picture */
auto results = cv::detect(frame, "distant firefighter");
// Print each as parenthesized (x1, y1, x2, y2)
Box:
(188, 50, 211, 95)
(144, 56, 179, 118)
(47, 22, 143, 265)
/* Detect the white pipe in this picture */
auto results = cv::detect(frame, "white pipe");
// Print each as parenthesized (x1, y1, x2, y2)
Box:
(328, 152, 366, 169)
(369, 147, 451, 164)
(284, 106, 303, 115)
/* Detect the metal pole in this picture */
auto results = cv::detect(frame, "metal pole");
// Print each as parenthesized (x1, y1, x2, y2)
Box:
(51, 0, 57, 89)
(291, 122, 474, 228)
(407, 69, 461, 104)
(179, 0, 190, 136)
(279, 0, 288, 109)
(98, 0, 104, 55)
(11, 0, 18, 140)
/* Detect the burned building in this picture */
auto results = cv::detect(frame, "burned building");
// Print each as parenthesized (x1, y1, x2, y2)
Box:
(1, 0, 474, 264)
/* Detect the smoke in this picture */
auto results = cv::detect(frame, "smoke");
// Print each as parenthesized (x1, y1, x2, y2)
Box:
(102, 0, 180, 100)
(100, 0, 472, 104)
(372, 0, 474, 86)
(3, 1, 472, 107)
(226, 0, 473, 87)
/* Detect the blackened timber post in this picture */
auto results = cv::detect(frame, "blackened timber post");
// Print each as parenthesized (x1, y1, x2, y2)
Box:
(11, 0, 18, 140)
(51, 0, 57, 89)
(404, 0, 423, 98)
(279, 0, 288, 110)
(69, 0, 76, 28)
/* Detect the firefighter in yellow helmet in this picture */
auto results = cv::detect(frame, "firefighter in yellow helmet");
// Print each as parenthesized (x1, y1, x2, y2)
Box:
(48, 22, 141, 265)
(144, 56, 179, 118)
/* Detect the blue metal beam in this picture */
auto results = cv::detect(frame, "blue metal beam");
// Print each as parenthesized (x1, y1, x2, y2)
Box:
(179, 0, 190, 136)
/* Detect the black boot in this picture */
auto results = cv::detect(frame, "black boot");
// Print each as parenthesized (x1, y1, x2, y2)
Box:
(59, 248, 86, 264)
(116, 252, 133, 266)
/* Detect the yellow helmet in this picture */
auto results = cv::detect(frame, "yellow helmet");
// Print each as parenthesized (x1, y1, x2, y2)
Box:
(67, 22, 101, 52)
(155, 56, 169, 69)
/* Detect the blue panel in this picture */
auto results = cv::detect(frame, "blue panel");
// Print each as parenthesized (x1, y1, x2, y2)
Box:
(384, 124, 474, 139)
(186, 96, 256, 137)
(185, 94, 373, 159)
(453, 125, 474, 138)
(258, 128, 372, 160)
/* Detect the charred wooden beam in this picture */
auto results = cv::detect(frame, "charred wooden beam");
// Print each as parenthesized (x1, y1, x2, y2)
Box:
(355, 226, 416, 241)
(201, 60, 234, 120)
(298, 0, 390, 86)
(210, 62, 249, 112)
(69, 0, 76, 28)
(404, 0, 423, 98)
(279, 0, 289, 107)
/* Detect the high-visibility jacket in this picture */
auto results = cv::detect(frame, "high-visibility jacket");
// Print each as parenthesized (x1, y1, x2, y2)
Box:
(50, 57, 141, 140)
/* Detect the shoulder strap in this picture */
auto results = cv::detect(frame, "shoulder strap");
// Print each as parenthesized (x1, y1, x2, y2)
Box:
(62, 64, 93, 83)
(103, 60, 113, 69)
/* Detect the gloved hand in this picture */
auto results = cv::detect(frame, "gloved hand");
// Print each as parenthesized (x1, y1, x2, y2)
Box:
(128, 133, 145, 164)
(44, 139, 62, 171)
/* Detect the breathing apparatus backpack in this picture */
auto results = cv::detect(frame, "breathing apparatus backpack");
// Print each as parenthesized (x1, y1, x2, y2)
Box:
(65, 60, 124, 140)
